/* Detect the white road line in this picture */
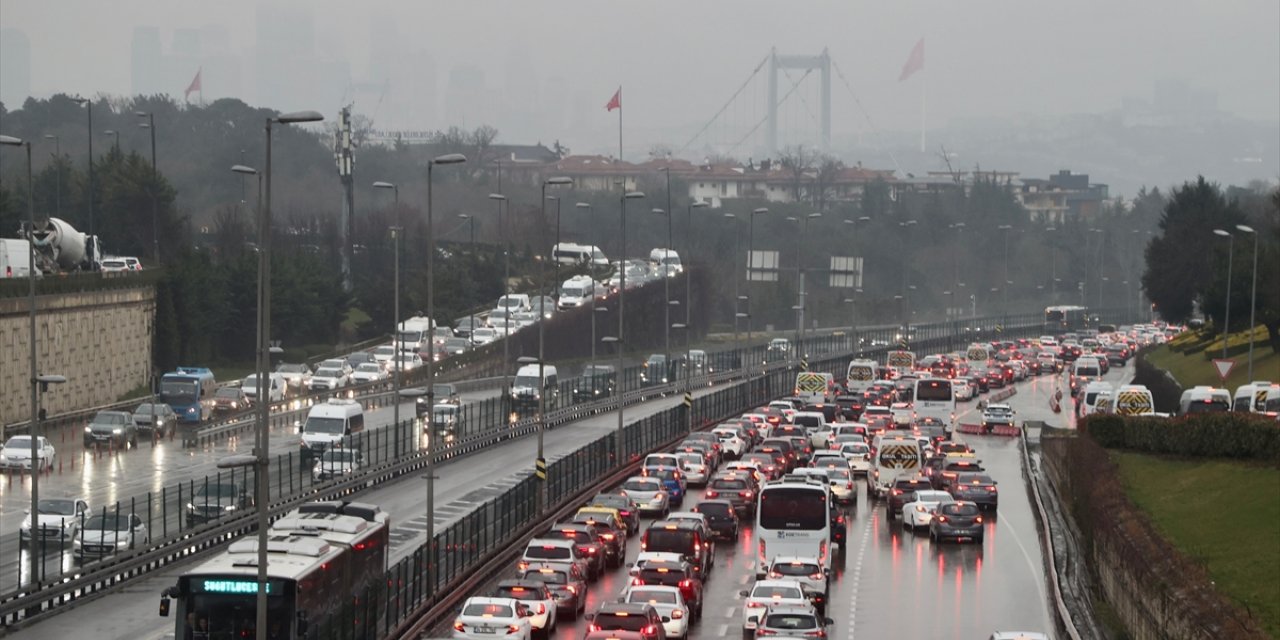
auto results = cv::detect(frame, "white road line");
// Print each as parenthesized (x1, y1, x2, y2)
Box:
(1000, 512, 1053, 632)
(716, 622, 729, 637)
(847, 512, 873, 639)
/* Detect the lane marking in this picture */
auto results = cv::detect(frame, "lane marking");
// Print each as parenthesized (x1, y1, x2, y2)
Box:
(999, 514, 1052, 632)
(847, 509, 873, 639)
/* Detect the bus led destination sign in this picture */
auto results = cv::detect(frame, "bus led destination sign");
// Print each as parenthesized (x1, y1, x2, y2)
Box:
(194, 579, 280, 595)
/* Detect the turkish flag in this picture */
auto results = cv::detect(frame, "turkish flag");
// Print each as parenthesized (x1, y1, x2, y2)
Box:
(605, 87, 621, 111)
(898, 39, 924, 82)
(184, 68, 202, 100)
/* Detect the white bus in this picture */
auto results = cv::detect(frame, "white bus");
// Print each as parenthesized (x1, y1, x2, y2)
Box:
(755, 477, 831, 578)
(160, 501, 389, 640)
(965, 344, 992, 376)
(553, 242, 608, 266)
(913, 377, 956, 432)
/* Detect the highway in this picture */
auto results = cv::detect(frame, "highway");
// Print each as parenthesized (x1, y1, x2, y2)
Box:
(0, 387, 502, 594)
(16, 374, 737, 640)
(424, 362, 1139, 640)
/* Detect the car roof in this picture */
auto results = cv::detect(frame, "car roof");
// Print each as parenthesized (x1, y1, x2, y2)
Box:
(596, 602, 657, 615)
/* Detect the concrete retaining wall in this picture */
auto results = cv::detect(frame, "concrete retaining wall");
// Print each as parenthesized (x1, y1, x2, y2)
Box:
(0, 287, 155, 428)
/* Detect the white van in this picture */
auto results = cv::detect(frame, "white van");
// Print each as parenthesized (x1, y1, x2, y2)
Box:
(794, 372, 835, 405)
(870, 435, 923, 498)
(1113, 385, 1156, 417)
(648, 247, 682, 275)
(495, 294, 532, 314)
(0, 238, 33, 278)
(552, 242, 607, 266)
(299, 399, 365, 461)
(845, 359, 877, 394)
(397, 316, 435, 356)
(1078, 381, 1114, 418)
(242, 372, 287, 404)
(965, 344, 992, 376)
(511, 363, 559, 412)
(1177, 386, 1231, 415)
(557, 275, 598, 310)
(1233, 381, 1280, 416)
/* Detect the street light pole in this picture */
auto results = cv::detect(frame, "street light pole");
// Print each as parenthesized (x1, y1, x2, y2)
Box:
(538, 178, 573, 485)
(374, 181, 400, 434)
(103, 129, 119, 152)
(612, 190, 646, 464)
(137, 111, 160, 263)
(998, 224, 1012, 321)
(578, 202, 597, 372)
(1046, 226, 1057, 304)
(684, 201, 706, 432)
(1213, 229, 1234, 359)
(42, 134, 60, 219)
(75, 97, 96, 267)
(1236, 225, 1258, 380)
(489, 194, 509, 388)
(747, 208, 768, 361)
(425, 153, 467, 560)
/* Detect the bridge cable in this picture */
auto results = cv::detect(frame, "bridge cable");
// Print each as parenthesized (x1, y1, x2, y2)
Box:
(830, 58, 903, 175)
(725, 67, 814, 156)
(675, 54, 771, 157)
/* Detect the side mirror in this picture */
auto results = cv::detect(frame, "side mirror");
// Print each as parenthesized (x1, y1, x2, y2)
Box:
(583, 612, 595, 621)
(738, 590, 749, 597)
(747, 615, 759, 625)
(661, 616, 671, 623)
(825, 617, 835, 625)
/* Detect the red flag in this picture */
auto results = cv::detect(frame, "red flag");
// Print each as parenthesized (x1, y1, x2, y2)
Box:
(898, 39, 924, 82)
(184, 67, 202, 100)
(605, 87, 621, 111)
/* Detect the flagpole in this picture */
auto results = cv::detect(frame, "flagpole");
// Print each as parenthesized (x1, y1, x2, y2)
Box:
(920, 69, 926, 153)
(617, 86, 623, 164)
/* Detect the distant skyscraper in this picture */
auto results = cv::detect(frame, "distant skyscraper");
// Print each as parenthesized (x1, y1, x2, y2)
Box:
(503, 46, 540, 141)
(131, 26, 164, 96)
(446, 64, 487, 127)
(0, 28, 31, 108)
(254, 1, 317, 109)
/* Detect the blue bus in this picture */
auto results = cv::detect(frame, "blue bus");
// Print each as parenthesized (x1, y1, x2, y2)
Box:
(161, 367, 216, 424)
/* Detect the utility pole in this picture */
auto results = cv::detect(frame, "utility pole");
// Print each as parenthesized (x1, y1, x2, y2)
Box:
(335, 107, 355, 292)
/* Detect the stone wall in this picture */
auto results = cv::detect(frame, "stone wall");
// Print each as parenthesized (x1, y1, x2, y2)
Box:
(0, 287, 155, 427)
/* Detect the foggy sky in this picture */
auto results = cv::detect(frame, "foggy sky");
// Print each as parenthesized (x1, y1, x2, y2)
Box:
(3, 0, 1278, 158)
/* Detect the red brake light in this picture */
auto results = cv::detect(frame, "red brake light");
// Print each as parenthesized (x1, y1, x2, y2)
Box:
(453, 621, 465, 631)
(975, 516, 984, 524)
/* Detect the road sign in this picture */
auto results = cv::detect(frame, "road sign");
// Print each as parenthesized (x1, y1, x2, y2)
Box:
(1212, 359, 1235, 382)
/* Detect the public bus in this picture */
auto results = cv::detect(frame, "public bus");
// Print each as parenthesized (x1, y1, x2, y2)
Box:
(755, 476, 831, 578)
(965, 344, 992, 376)
(913, 377, 957, 433)
(160, 501, 389, 640)
(1044, 305, 1089, 333)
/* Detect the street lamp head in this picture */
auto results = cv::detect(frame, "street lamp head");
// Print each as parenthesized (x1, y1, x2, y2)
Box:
(135, 111, 149, 117)
(1045, 226, 1056, 232)
(672, 323, 687, 329)
(786, 216, 798, 222)
(601, 336, 620, 344)
(545, 195, 559, 201)
(42, 134, 57, 140)
(668, 299, 680, 306)
(1212, 229, 1231, 237)
(138, 123, 152, 129)
(858, 216, 871, 222)
(1236, 224, 1256, 234)
(843, 298, 854, 303)
(373, 181, 396, 189)
(576, 202, 591, 209)
(216, 454, 258, 469)
(488, 193, 506, 201)
(807, 212, 822, 219)
(457, 214, 471, 220)
(231, 164, 259, 175)
(516, 356, 539, 365)
(735, 312, 749, 318)
(432, 153, 468, 165)
(543, 176, 573, 186)
(594, 306, 609, 312)
(103, 130, 117, 135)
(691, 202, 709, 209)
(276, 110, 325, 124)
(942, 290, 952, 295)
(0, 135, 24, 146)
(998, 224, 1012, 230)
(268, 346, 284, 355)
(652, 208, 666, 215)
(35, 374, 67, 384)
(738, 295, 749, 301)
(724, 213, 737, 219)
(623, 191, 645, 199)
(753, 207, 768, 215)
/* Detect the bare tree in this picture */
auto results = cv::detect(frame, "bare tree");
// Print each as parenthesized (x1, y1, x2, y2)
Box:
(468, 125, 499, 168)
(811, 155, 844, 210)
(648, 143, 674, 160)
(777, 145, 814, 203)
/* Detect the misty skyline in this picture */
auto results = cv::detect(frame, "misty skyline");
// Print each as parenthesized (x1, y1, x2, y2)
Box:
(2, 0, 1278, 179)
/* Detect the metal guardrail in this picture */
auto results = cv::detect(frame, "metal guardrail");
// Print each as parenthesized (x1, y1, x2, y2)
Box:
(1022, 428, 1084, 640)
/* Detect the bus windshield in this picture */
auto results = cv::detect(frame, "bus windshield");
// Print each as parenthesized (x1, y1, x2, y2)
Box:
(759, 487, 827, 530)
(161, 380, 197, 403)
(178, 576, 290, 640)
(914, 380, 952, 401)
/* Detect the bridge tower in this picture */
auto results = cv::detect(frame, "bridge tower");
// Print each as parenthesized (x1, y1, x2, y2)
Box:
(766, 47, 831, 156)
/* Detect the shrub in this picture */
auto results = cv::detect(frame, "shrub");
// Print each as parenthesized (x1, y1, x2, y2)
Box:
(1082, 412, 1280, 465)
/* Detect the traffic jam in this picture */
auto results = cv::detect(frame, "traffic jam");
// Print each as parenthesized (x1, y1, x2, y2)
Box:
(446, 338, 1070, 640)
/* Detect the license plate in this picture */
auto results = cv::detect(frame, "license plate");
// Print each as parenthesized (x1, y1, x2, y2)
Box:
(475, 627, 496, 634)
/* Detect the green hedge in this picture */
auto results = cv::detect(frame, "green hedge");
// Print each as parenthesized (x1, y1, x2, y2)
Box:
(1083, 413, 1280, 465)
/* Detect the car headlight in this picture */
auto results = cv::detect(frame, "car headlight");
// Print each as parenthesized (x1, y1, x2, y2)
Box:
(112, 428, 122, 434)
(84, 427, 92, 433)
(116, 539, 130, 548)
(155, 419, 164, 426)
(224, 505, 237, 511)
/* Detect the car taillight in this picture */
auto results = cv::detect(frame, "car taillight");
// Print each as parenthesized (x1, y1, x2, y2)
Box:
(566, 584, 578, 594)
(586, 546, 597, 554)
(706, 490, 719, 498)
(601, 533, 615, 540)
(643, 624, 658, 637)
(619, 510, 632, 517)
(757, 630, 777, 636)
(679, 579, 693, 588)
(975, 516, 984, 524)
(987, 486, 997, 492)
(588, 623, 601, 633)
(759, 540, 767, 563)
(819, 540, 827, 562)
(517, 561, 529, 570)
(739, 491, 753, 499)
(453, 621, 465, 632)
(672, 608, 684, 619)
(537, 603, 546, 614)
(935, 515, 948, 523)
(810, 572, 824, 580)
(631, 577, 643, 585)
(506, 624, 520, 634)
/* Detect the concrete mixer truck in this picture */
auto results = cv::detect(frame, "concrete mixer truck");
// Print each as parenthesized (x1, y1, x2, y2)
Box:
(23, 217, 100, 273)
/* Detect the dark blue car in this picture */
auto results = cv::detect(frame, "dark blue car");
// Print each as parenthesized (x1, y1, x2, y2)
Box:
(642, 466, 687, 507)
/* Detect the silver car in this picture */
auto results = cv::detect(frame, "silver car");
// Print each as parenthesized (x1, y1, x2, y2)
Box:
(620, 476, 669, 516)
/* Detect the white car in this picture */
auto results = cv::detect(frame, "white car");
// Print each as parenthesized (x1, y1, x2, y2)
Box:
(629, 551, 686, 576)
(241, 373, 286, 404)
(711, 427, 747, 458)
(890, 402, 913, 426)
(0, 435, 55, 471)
(307, 367, 349, 392)
(21, 497, 89, 544)
(676, 452, 709, 486)
(312, 448, 362, 481)
(740, 579, 809, 633)
(275, 363, 312, 392)
(902, 489, 956, 530)
(471, 327, 498, 345)
(619, 476, 669, 515)
(666, 511, 709, 530)
(953, 378, 974, 401)
(395, 353, 424, 372)
(839, 442, 873, 475)
(619, 584, 690, 638)
(451, 596, 532, 640)
(765, 556, 829, 596)
(73, 512, 148, 562)
(351, 362, 389, 383)
(371, 345, 398, 368)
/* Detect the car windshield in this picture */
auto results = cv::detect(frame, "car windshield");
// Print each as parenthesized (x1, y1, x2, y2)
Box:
(93, 412, 127, 425)
(462, 602, 513, 618)
(373, 346, 396, 356)
(525, 545, 570, 559)
(772, 561, 821, 576)
(752, 584, 802, 599)
(84, 515, 131, 531)
(628, 589, 678, 604)
(765, 613, 819, 630)
(623, 479, 661, 492)
(677, 453, 703, 466)
(696, 502, 732, 516)
(320, 450, 356, 463)
(593, 613, 649, 632)
(214, 388, 241, 399)
(278, 363, 308, 373)
(304, 417, 346, 435)
(513, 375, 540, 388)
(356, 363, 381, 373)
(956, 474, 995, 486)
(711, 478, 747, 490)
(315, 368, 342, 378)
(5, 436, 31, 449)
(914, 491, 952, 503)
(37, 499, 76, 515)
(194, 484, 239, 499)
(560, 286, 585, 297)
(941, 503, 981, 516)
(522, 570, 567, 585)
(134, 403, 161, 414)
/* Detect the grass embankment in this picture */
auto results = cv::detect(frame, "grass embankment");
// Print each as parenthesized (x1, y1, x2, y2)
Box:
(1114, 452, 1280, 637)
(1146, 326, 1279, 390)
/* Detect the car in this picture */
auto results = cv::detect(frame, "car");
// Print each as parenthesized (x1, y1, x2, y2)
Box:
(274, 362, 313, 392)
(901, 489, 957, 530)
(394, 353, 425, 372)
(186, 480, 253, 526)
(211, 386, 249, 415)
(543, 523, 606, 579)
(988, 632, 1051, 640)
(675, 452, 709, 486)
(886, 476, 935, 520)
(641, 519, 714, 577)
(571, 509, 628, 568)
(73, 512, 148, 562)
(441, 336, 471, 357)
(620, 476, 670, 516)
(311, 447, 362, 481)
(519, 562, 588, 619)
(350, 362, 389, 383)
(641, 354, 669, 387)
(628, 559, 703, 619)
(753, 604, 831, 640)
(838, 442, 873, 475)
(451, 596, 533, 640)
(930, 501, 985, 543)
(981, 403, 1016, 432)
(100, 258, 129, 272)
(704, 474, 756, 516)
(241, 372, 286, 404)
(574, 364, 617, 403)
(934, 457, 987, 491)
(740, 452, 782, 480)
(739, 579, 810, 635)
(83, 410, 138, 448)
(618, 585, 690, 639)
(948, 472, 1000, 510)
(518, 538, 592, 581)
(371, 345, 398, 368)
(586, 493, 640, 535)
(493, 580, 557, 639)
(307, 366, 349, 391)
(765, 556, 828, 596)
(584, 602, 668, 640)
(20, 497, 89, 545)
(711, 427, 747, 458)
(691, 499, 740, 541)
(953, 377, 975, 401)
(131, 402, 178, 437)
(1, 435, 55, 471)
(642, 466, 688, 506)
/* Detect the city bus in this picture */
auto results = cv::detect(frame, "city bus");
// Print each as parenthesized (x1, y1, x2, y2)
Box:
(1044, 305, 1089, 333)
(913, 377, 957, 433)
(965, 344, 992, 377)
(755, 476, 831, 578)
(160, 501, 389, 640)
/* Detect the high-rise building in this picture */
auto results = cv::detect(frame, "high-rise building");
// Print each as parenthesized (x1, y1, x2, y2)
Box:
(131, 26, 164, 97)
(0, 28, 31, 107)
